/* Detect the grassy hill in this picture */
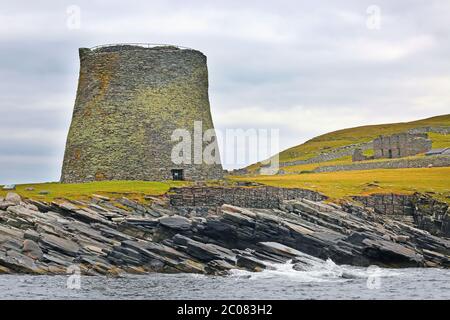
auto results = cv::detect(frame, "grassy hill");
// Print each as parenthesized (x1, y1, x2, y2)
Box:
(234, 114, 450, 203)
(246, 114, 450, 172)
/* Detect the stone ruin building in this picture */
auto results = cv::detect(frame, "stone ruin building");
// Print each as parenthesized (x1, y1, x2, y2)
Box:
(353, 132, 432, 162)
(351, 148, 368, 162)
(373, 133, 432, 159)
(61, 44, 223, 182)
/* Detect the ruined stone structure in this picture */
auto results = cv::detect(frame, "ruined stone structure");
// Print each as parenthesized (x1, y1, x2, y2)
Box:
(61, 44, 223, 182)
(351, 148, 368, 162)
(373, 133, 431, 159)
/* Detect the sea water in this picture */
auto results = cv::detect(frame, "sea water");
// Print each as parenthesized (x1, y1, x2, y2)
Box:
(1, 260, 449, 299)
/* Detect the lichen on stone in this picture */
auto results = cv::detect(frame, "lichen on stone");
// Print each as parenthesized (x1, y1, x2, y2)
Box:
(61, 45, 223, 183)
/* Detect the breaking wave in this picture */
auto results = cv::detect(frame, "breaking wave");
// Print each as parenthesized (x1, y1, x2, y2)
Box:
(229, 259, 401, 283)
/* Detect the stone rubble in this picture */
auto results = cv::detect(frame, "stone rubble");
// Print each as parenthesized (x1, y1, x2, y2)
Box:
(0, 191, 448, 276)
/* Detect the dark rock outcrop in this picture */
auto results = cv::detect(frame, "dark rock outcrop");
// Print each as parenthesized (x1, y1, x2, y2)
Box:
(0, 191, 448, 276)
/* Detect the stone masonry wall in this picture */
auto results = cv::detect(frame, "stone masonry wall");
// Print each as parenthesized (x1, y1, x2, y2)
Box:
(408, 126, 450, 135)
(280, 142, 373, 168)
(61, 45, 223, 183)
(411, 194, 450, 237)
(352, 194, 415, 220)
(313, 155, 450, 173)
(168, 186, 327, 208)
(353, 193, 449, 237)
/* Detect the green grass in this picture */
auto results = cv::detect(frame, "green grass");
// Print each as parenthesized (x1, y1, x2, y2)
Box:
(0, 180, 188, 203)
(430, 132, 450, 149)
(230, 167, 450, 204)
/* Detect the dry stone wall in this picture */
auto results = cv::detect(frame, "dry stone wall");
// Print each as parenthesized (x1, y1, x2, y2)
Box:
(168, 186, 327, 208)
(279, 142, 373, 168)
(353, 194, 415, 220)
(412, 194, 450, 237)
(353, 193, 449, 237)
(408, 126, 450, 135)
(313, 155, 450, 173)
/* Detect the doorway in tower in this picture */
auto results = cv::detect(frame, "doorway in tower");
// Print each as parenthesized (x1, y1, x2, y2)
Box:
(171, 169, 184, 181)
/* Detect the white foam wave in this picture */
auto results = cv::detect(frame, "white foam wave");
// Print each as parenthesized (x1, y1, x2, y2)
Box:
(229, 259, 402, 283)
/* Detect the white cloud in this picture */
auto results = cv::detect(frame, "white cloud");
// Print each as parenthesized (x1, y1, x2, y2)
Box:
(0, 128, 66, 142)
(348, 35, 435, 62)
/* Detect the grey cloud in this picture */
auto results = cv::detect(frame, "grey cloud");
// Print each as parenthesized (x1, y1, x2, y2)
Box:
(0, 0, 449, 180)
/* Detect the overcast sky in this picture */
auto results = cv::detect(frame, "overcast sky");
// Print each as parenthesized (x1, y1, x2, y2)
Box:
(1, 0, 449, 184)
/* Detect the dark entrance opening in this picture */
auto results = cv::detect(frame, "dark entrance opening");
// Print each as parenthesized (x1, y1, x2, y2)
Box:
(171, 169, 184, 181)
(388, 149, 393, 158)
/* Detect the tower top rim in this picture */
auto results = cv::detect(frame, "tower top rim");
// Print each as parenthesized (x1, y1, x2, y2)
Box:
(89, 43, 195, 51)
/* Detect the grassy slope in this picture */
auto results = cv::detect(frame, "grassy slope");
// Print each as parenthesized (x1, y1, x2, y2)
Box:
(230, 167, 450, 203)
(281, 152, 444, 174)
(429, 132, 450, 149)
(239, 115, 450, 203)
(247, 114, 450, 172)
(0, 180, 188, 202)
(275, 119, 450, 173)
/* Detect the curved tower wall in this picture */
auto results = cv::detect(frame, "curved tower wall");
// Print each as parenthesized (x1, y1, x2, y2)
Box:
(61, 45, 223, 182)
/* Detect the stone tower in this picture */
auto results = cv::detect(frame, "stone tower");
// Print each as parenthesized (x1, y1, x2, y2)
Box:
(61, 44, 223, 183)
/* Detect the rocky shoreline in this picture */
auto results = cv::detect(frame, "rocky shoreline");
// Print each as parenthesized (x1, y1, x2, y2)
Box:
(0, 188, 449, 276)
